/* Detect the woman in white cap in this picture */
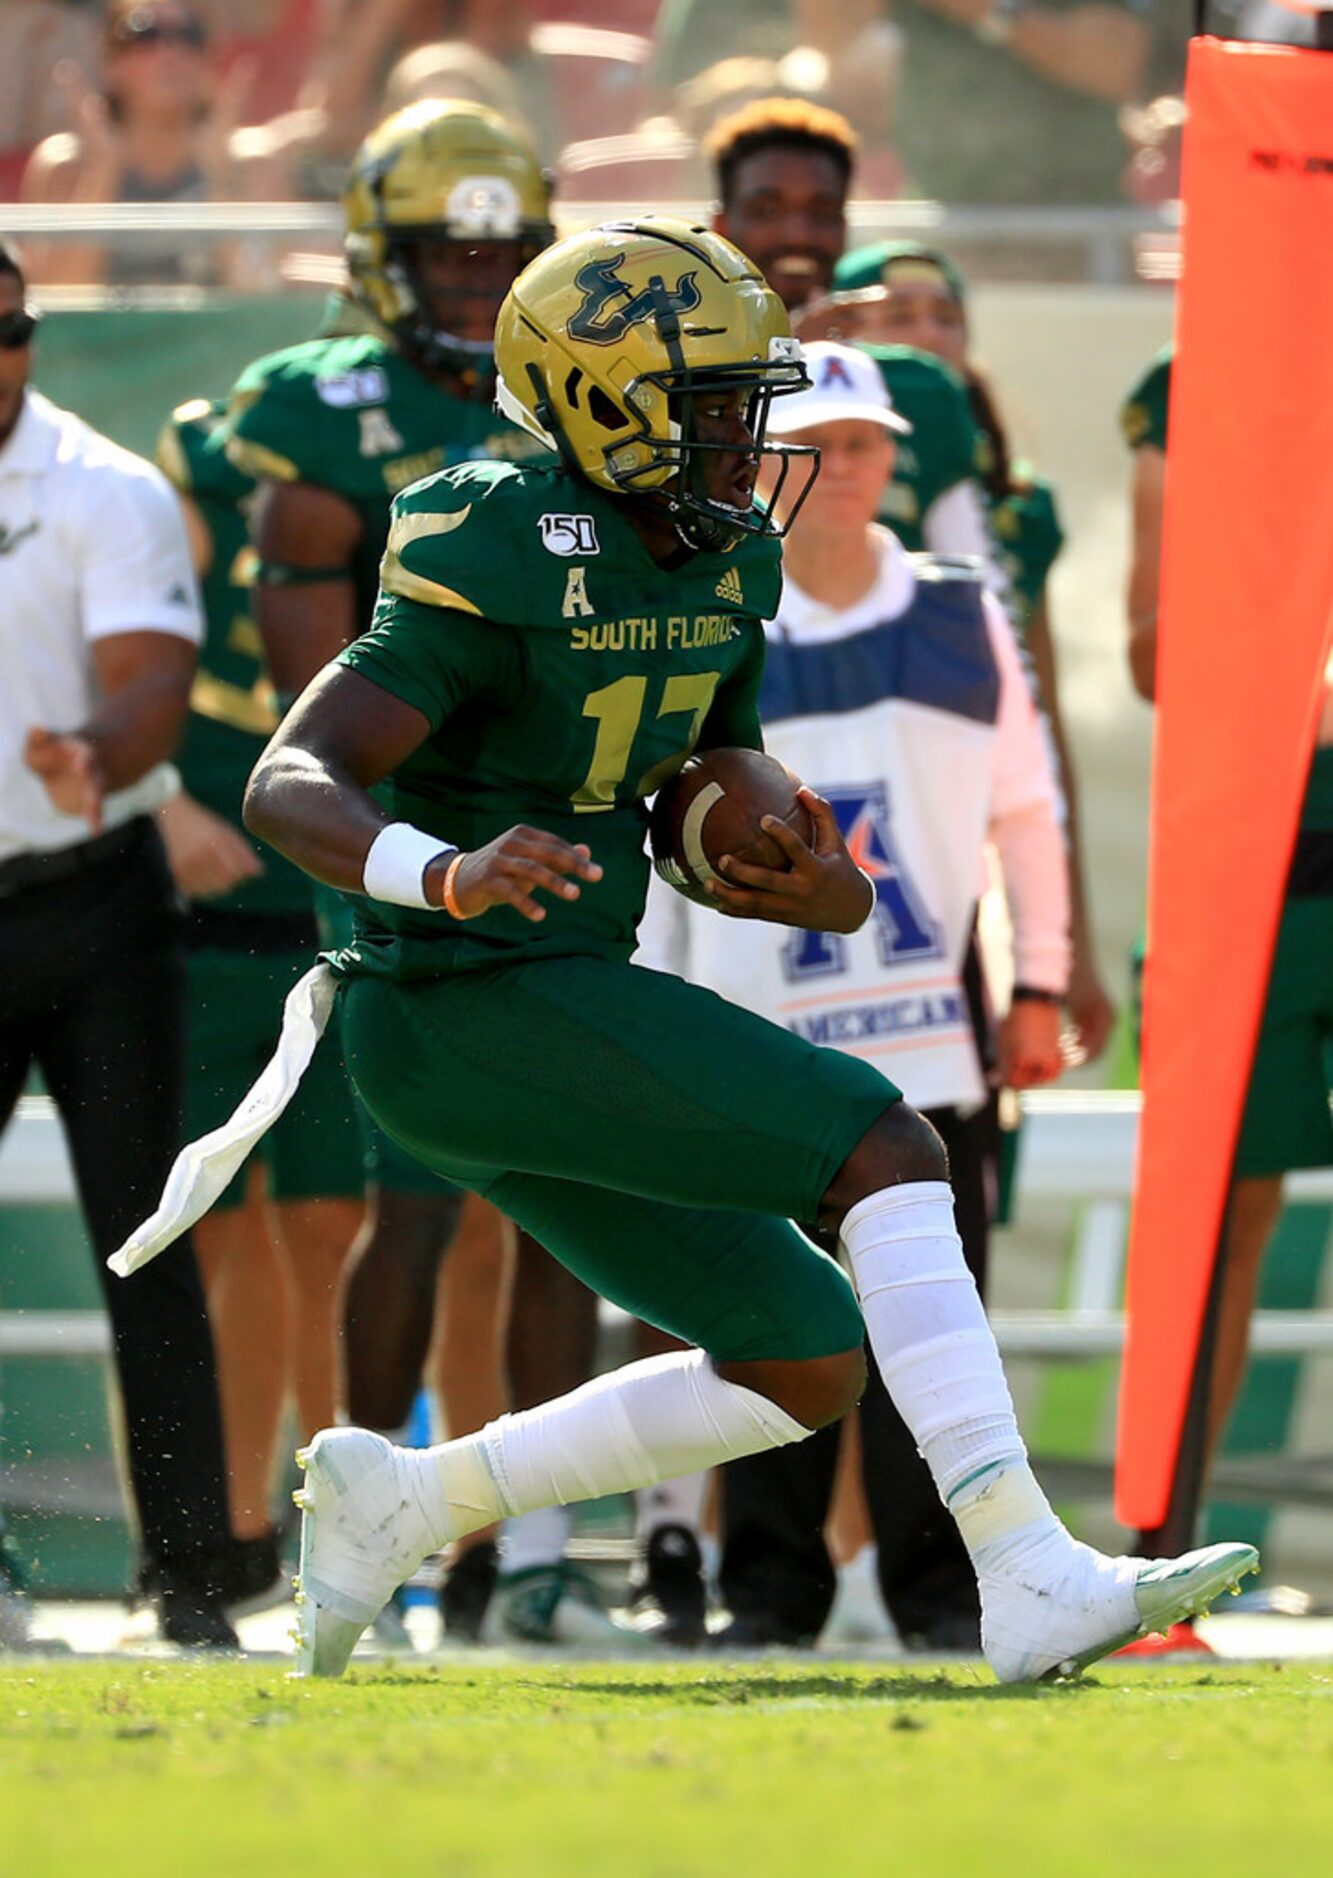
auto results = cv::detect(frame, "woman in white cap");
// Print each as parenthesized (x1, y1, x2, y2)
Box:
(638, 341, 1071, 1652)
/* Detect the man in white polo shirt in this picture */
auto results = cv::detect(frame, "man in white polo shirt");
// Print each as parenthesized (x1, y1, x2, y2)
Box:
(0, 238, 235, 1649)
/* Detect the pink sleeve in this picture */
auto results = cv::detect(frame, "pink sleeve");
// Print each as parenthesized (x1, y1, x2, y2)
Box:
(984, 595, 1070, 994)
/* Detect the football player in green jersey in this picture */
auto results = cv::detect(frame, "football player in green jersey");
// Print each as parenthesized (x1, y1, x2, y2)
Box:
(224, 100, 554, 1634)
(155, 398, 364, 1610)
(239, 218, 1255, 1681)
(707, 97, 1003, 581)
(827, 239, 1115, 1068)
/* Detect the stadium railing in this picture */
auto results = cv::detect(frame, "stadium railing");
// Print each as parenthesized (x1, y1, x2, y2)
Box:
(0, 199, 1180, 288)
(5, 1089, 1332, 1361)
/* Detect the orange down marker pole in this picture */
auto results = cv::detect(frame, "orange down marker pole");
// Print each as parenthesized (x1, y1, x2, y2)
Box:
(1116, 36, 1333, 1534)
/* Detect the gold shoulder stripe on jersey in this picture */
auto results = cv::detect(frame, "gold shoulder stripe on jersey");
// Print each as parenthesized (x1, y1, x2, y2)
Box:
(154, 421, 192, 493)
(190, 671, 279, 737)
(715, 566, 744, 607)
(386, 506, 474, 553)
(380, 551, 482, 615)
(380, 505, 481, 609)
(225, 435, 299, 484)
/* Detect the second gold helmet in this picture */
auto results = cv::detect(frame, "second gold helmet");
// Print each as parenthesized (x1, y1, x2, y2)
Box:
(343, 99, 554, 380)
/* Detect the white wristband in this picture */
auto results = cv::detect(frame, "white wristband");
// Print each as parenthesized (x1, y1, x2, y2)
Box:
(361, 822, 455, 910)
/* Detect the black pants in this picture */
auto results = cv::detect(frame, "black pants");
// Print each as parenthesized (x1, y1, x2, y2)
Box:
(0, 819, 230, 1577)
(719, 1097, 997, 1644)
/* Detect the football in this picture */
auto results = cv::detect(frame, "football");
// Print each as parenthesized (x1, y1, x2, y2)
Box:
(649, 747, 815, 905)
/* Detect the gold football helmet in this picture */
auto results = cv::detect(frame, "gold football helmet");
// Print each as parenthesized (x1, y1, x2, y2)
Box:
(343, 99, 554, 379)
(494, 218, 814, 552)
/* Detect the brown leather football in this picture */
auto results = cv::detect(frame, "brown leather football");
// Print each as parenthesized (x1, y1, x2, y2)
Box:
(649, 747, 815, 906)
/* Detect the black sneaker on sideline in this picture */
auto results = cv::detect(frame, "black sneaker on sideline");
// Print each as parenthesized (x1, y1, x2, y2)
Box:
(142, 1563, 240, 1650)
(440, 1539, 498, 1643)
(218, 1529, 287, 1619)
(709, 1612, 815, 1651)
(628, 1524, 708, 1647)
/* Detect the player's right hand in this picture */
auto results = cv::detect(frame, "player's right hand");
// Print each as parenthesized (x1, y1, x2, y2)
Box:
(429, 827, 603, 923)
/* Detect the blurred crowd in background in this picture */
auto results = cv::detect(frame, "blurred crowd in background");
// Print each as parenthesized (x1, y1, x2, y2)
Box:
(2, 0, 1325, 294)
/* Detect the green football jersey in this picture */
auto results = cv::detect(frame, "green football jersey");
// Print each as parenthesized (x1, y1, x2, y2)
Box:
(862, 346, 982, 550)
(223, 331, 547, 628)
(336, 460, 782, 980)
(990, 468, 1064, 634)
(1121, 347, 1173, 455)
(155, 399, 310, 918)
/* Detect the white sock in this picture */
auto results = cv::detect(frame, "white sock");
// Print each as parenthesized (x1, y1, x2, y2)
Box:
(404, 1349, 810, 1554)
(840, 1181, 1071, 1581)
(635, 1470, 708, 1544)
(501, 1506, 573, 1576)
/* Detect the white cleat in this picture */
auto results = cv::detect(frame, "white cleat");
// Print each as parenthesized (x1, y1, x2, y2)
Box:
(982, 1541, 1259, 1684)
(290, 1428, 435, 1679)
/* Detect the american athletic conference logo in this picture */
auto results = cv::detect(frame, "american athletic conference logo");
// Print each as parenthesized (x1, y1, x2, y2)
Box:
(782, 781, 943, 981)
(567, 254, 702, 346)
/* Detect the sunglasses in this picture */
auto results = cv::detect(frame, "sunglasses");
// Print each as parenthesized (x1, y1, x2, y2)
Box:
(111, 13, 209, 52)
(0, 309, 39, 351)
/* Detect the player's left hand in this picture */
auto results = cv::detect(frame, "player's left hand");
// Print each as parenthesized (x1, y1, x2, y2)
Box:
(706, 787, 874, 934)
(23, 727, 105, 833)
(998, 999, 1064, 1090)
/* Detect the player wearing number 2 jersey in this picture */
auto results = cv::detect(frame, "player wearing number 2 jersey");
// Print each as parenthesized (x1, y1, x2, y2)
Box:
(120, 217, 1256, 1682)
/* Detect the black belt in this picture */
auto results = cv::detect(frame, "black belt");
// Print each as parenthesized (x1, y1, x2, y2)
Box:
(185, 903, 317, 954)
(0, 818, 150, 900)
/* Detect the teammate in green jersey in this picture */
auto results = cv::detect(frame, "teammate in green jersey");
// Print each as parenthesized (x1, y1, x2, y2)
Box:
(706, 99, 1003, 582)
(224, 101, 555, 1635)
(238, 217, 1255, 1682)
(155, 398, 364, 1609)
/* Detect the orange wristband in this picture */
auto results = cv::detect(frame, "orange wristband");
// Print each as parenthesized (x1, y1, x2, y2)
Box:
(442, 851, 471, 920)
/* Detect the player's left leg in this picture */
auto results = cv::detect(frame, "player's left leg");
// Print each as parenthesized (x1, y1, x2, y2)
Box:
(819, 1103, 1256, 1681)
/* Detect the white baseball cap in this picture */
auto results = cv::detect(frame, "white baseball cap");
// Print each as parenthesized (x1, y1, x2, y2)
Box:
(769, 341, 912, 437)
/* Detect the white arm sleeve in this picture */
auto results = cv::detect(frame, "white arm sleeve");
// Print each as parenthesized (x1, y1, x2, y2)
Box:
(78, 458, 203, 646)
(634, 869, 692, 978)
(921, 479, 1011, 605)
(984, 593, 1069, 994)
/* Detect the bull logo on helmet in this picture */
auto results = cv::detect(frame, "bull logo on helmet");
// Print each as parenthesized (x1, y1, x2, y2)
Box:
(567, 254, 703, 347)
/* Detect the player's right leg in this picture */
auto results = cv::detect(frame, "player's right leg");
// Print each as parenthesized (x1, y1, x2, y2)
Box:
(292, 1174, 865, 1677)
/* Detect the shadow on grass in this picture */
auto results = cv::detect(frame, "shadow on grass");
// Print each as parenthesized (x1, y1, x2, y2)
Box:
(519, 1671, 1072, 1706)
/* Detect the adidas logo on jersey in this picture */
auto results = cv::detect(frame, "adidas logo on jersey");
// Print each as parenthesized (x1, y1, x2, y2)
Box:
(715, 566, 744, 608)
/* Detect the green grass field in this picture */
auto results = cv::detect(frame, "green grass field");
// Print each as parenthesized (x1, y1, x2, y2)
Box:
(2, 1658, 1329, 1876)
